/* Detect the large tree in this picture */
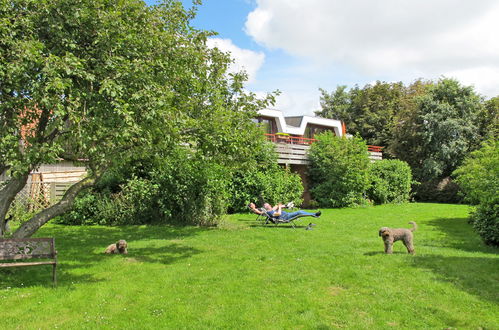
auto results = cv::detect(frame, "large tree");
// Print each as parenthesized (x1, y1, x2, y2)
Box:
(478, 96, 499, 140)
(315, 81, 405, 148)
(391, 78, 483, 181)
(0, 0, 272, 237)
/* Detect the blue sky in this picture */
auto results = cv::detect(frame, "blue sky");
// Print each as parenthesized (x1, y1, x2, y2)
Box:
(148, 0, 499, 116)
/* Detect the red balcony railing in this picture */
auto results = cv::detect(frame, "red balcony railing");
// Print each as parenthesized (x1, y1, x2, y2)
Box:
(367, 145, 384, 153)
(265, 133, 384, 153)
(264, 133, 316, 145)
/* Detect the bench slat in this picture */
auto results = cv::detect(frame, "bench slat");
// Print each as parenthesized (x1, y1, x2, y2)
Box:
(0, 238, 56, 260)
(0, 238, 57, 286)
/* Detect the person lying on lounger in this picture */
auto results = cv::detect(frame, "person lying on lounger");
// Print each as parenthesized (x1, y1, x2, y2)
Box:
(248, 202, 321, 222)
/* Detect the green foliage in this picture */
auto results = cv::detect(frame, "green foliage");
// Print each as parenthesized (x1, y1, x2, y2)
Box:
(390, 78, 483, 183)
(153, 157, 230, 226)
(315, 85, 351, 123)
(4, 199, 39, 229)
(454, 139, 499, 205)
(55, 191, 102, 225)
(308, 133, 370, 207)
(57, 178, 162, 226)
(317, 80, 491, 203)
(316, 81, 405, 147)
(1, 0, 276, 234)
(412, 177, 462, 204)
(228, 166, 303, 213)
(367, 159, 412, 205)
(413, 79, 482, 180)
(59, 148, 231, 226)
(468, 202, 499, 247)
(454, 139, 499, 246)
(478, 96, 499, 140)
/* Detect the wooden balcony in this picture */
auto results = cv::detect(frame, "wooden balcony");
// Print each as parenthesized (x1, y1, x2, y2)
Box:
(275, 143, 311, 165)
(264, 134, 383, 164)
(264, 133, 316, 145)
(367, 145, 383, 161)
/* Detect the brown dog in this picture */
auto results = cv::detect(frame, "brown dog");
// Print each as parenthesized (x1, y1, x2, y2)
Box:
(379, 222, 417, 254)
(104, 240, 128, 254)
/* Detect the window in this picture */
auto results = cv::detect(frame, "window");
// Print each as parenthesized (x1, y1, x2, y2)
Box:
(254, 117, 275, 134)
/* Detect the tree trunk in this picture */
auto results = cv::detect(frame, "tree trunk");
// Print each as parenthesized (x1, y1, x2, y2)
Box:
(12, 176, 96, 238)
(0, 173, 29, 237)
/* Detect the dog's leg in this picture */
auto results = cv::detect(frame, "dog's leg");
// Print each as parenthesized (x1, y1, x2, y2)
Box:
(403, 238, 415, 254)
(384, 238, 393, 254)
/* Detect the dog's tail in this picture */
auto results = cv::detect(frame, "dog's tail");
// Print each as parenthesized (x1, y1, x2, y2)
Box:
(408, 221, 417, 232)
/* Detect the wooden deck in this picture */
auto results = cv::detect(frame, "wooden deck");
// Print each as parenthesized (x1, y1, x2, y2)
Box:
(266, 133, 383, 165)
(273, 143, 382, 165)
(275, 143, 311, 165)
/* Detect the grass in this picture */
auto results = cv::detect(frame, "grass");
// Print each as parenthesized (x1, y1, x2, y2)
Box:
(1, 203, 498, 329)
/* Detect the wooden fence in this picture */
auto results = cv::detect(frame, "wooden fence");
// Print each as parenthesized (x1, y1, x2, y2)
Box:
(2, 170, 86, 211)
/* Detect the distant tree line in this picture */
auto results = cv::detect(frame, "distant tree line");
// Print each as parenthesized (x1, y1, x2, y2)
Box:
(316, 78, 498, 202)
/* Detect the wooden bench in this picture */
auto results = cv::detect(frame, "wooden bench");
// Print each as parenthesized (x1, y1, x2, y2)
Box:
(0, 238, 57, 286)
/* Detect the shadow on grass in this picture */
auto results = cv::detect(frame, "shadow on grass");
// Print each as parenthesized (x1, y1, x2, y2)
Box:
(411, 254, 499, 304)
(363, 251, 408, 256)
(0, 267, 102, 289)
(236, 217, 258, 222)
(1, 224, 207, 289)
(131, 243, 201, 265)
(249, 224, 308, 229)
(425, 217, 498, 253)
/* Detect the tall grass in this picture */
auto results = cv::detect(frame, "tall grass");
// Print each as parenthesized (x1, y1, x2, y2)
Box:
(1, 203, 498, 329)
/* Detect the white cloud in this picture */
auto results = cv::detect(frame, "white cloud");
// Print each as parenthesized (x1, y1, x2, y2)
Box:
(270, 89, 321, 117)
(245, 0, 499, 97)
(443, 67, 499, 97)
(206, 38, 265, 84)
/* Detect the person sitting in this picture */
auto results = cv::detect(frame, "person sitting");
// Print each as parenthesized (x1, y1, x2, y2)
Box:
(248, 202, 321, 222)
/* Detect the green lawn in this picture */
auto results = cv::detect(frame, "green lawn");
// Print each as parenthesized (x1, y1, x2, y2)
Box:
(1, 203, 498, 329)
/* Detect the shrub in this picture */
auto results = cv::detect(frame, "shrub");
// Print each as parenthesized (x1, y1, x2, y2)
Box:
(56, 190, 103, 225)
(154, 160, 230, 226)
(454, 139, 499, 205)
(227, 167, 303, 213)
(454, 139, 499, 245)
(468, 202, 499, 247)
(57, 178, 161, 225)
(308, 133, 370, 208)
(59, 151, 231, 226)
(368, 160, 412, 204)
(412, 177, 463, 203)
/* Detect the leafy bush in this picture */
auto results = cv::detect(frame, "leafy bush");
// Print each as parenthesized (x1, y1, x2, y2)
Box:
(59, 149, 231, 226)
(412, 177, 463, 204)
(154, 159, 230, 226)
(56, 191, 103, 225)
(308, 133, 370, 208)
(225, 140, 303, 213)
(227, 167, 303, 213)
(57, 178, 161, 226)
(367, 160, 412, 204)
(454, 139, 498, 205)
(454, 139, 499, 246)
(468, 202, 499, 246)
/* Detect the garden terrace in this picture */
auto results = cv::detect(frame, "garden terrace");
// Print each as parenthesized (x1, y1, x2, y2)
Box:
(264, 133, 383, 164)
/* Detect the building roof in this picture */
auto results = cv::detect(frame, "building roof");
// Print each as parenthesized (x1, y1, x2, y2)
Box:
(257, 109, 343, 137)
